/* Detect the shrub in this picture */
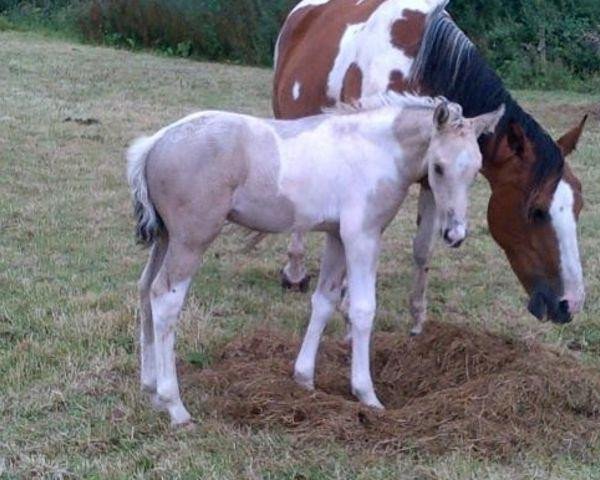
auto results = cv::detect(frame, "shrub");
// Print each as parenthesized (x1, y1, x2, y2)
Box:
(77, 0, 296, 64)
(2, 0, 599, 90)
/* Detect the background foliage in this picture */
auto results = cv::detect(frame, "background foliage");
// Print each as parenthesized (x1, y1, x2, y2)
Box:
(1, 0, 599, 90)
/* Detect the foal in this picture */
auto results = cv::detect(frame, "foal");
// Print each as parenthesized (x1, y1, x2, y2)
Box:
(128, 94, 503, 425)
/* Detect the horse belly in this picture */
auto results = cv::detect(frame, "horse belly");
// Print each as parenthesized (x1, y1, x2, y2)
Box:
(228, 191, 296, 233)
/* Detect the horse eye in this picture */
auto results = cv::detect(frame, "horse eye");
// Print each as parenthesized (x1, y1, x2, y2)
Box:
(434, 164, 444, 176)
(530, 208, 549, 223)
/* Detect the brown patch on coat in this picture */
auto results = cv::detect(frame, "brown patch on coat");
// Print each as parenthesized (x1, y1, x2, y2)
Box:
(390, 9, 427, 58)
(340, 62, 363, 103)
(388, 70, 411, 92)
(273, 0, 391, 119)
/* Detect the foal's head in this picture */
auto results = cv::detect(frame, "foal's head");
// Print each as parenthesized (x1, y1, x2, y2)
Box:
(426, 101, 505, 248)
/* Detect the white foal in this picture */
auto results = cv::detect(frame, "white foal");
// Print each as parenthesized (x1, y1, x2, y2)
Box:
(127, 94, 504, 425)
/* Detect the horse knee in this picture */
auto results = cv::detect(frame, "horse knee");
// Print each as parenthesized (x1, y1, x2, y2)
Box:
(413, 251, 429, 268)
(348, 302, 375, 332)
(311, 290, 336, 316)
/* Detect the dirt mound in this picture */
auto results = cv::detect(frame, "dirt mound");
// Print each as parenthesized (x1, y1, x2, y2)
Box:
(181, 321, 600, 459)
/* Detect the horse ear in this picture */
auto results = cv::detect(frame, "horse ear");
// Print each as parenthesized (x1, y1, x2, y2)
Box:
(434, 102, 450, 129)
(557, 115, 588, 156)
(506, 121, 526, 156)
(473, 104, 505, 137)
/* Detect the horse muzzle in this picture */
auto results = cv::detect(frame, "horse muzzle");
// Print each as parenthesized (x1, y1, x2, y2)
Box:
(527, 284, 572, 325)
(442, 225, 467, 248)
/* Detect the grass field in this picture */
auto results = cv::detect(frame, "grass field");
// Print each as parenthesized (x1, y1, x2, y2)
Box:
(1, 31, 600, 479)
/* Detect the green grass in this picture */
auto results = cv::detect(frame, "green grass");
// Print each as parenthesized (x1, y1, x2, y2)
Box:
(1, 30, 600, 478)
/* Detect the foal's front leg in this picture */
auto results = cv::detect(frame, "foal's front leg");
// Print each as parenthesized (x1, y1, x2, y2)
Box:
(409, 183, 438, 336)
(342, 228, 383, 409)
(294, 234, 346, 389)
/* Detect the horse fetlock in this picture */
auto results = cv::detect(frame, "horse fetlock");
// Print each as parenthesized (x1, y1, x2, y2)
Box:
(280, 267, 311, 292)
(149, 393, 169, 412)
(409, 302, 426, 321)
(141, 378, 157, 394)
(293, 368, 315, 391)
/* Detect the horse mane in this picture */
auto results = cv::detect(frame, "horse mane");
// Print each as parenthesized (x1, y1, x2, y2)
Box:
(410, 1, 564, 193)
(323, 92, 445, 115)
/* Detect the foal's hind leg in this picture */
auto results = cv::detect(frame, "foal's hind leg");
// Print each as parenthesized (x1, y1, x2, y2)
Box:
(294, 233, 345, 390)
(281, 232, 310, 291)
(138, 236, 168, 399)
(149, 206, 230, 426)
(150, 242, 201, 426)
(409, 184, 438, 336)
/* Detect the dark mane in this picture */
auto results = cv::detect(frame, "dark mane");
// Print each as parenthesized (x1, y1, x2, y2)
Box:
(410, 1, 563, 193)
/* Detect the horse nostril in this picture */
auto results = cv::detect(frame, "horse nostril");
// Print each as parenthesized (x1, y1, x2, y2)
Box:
(443, 229, 452, 243)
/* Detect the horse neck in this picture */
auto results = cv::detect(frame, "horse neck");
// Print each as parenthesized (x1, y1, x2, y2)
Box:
(390, 109, 434, 180)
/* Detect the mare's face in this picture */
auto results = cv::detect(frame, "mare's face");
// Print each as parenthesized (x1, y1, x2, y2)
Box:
(485, 117, 587, 323)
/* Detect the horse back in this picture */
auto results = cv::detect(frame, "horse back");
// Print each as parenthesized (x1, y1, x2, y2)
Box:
(274, 0, 441, 119)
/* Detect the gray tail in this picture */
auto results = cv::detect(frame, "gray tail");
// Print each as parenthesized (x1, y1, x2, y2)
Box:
(126, 135, 164, 246)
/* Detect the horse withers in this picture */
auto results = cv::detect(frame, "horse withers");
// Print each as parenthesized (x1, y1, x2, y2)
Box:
(127, 95, 503, 425)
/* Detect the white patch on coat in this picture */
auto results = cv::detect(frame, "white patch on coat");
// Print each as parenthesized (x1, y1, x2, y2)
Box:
(290, 0, 333, 15)
(292, 81, 302, 101)
(549, 180, 585, 312)
(276, 109, 405, 228)
(326, 0, 435, 103)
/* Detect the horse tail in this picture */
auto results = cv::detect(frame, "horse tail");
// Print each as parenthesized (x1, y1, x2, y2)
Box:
(126, 135, 164, 246)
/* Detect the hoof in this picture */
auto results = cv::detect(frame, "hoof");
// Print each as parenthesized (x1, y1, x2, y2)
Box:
(360, 396, 384, 410)
(280, 269, 311, 293)
(294, 371, 315, 391)
(352, 387, 384, 410)
(409, 325, 424, 337)
(172, 419, 197, 431)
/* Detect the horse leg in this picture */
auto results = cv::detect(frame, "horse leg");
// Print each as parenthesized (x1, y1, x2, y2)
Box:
(342, 229, 383, 409)
(409, 183, 438, 336)
(149, 200, 230, 427)
(294, 233, 346, 390)
(138, 236, 168, 403)
(281, 232, 310, 292)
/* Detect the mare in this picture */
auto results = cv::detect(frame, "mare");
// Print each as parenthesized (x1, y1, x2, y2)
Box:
(273, 0, 587, 333)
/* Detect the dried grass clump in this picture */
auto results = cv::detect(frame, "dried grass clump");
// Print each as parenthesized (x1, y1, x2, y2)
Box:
(181, 321, 600, 459)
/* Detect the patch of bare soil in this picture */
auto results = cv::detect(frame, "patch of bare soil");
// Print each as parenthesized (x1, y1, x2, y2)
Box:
(181, 321, 600, 459)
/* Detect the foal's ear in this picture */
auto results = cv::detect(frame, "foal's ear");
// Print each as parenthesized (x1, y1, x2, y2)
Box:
(557, 115, 588, 157)
(473, 104, 505, 137)
(434, 102, 450, 129)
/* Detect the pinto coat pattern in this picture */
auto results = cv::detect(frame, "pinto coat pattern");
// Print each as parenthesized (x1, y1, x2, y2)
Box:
(273, 0, 587, 330)
(127, 96, 503, 425)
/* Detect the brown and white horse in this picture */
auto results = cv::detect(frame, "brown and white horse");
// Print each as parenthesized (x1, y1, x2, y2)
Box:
(273, 0, 587, 332)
